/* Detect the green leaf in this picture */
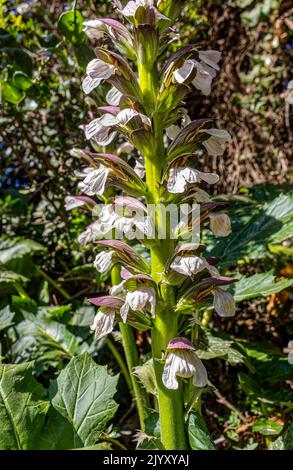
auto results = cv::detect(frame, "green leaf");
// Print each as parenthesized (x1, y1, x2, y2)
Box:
(0, 79, 25, 104)
(49, 353, 119, 446)
(211, 194, 293, 264)
(233, 272, 292, 302)
(269, 423, 293, 450)
(0, 362, 49, 450)
(0, 305, 15, 331)
(0, 269, 28, 295)
(196, 328, 249, 366)
(74, 43, 95, 69)
(252, 418, 283, 436)
(0, 238, 45, 265)
(58, 11, 86, 45)
(12, 71, 33, 91)
(29, 316, 82, 358)
(188, 412, 215, 450)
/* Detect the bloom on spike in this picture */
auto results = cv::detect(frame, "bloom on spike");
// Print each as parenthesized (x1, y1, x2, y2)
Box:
(173, 50, 221, 96)
(200, 128, 231, 156)
(78, 165, 110, 196)
(162, 337, 208, 390)
(208, 213, 231, 237)
(82, 58, 116, 94)
(90, 309, 116, 340)
(65, 196, 86, 211)
(94, 250, 114, 273)
(88, 295, 125, 340)
(212, 286, 235, 317)
(167, 166, 219, 194)
(84, 114, 118, 145)
(111, 281, 156, 322)
(106, 86, 123, 106)
(170, 255, 218, 277)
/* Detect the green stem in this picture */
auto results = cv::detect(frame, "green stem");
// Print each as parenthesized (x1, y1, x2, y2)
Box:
(111, 266, 149, 431)
(100, 435, 128, 451)
(106, 338, 132, 391)
(35, 266, 71, 300)
(138, 61, 188, 450)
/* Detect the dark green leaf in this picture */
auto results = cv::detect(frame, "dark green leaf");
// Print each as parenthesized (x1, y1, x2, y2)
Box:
(188, 412, 215, 450)
(233, 272, 292, 302)
(49, 353, 119, 446)
(58, 11, 86, 45)
(0, 362, 49, 450)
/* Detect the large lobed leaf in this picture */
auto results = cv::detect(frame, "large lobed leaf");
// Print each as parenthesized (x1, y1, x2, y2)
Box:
(0, 362, 49, 450)
(210, 194, 293, 264)
(232, 271, 292, 302)
(49, 353, 119, 447)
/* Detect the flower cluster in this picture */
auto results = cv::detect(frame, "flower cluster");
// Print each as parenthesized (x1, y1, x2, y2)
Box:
(66, 0, 235, 397)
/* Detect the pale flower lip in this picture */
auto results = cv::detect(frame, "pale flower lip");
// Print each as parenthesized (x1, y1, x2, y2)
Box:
(170, 255, 219, 277)
(106, 86, 123, 106)
(94, 250, 114, 273)
(162, 337, 208, 390)
(84, 114, 118, 145)
(167, 166, 219, 194)
(200, 128, 231, 156)
(173, 50, 221, 96)
(82, 58, 116, 95)
(90, 308, 116, 340)
(212, 286, 236, 317)
(78, 165, 110, 196)
(64, 195, 87, 211)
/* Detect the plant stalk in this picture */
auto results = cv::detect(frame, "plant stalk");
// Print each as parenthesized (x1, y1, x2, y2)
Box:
(138, 58, 188, 450)
(111, 266, 149, 431)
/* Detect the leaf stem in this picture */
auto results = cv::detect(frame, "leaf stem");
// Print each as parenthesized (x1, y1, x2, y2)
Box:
(106, 338, 132, 391)
(35, 266, 72, 300)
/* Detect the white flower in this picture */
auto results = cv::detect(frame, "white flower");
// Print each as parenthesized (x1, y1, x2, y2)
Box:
(167, 166, 219, 194)
(64, 196, 86, 211)
(90, 309, 116, 340)
(82, 59, 116, 94)
(173, 50, 221, 96)
(84, 114, 118, 145)
(120, 0, 164, 21)
(133, 156, 145, 178)
(111, 284, 156, 322)
(170, 255, 218, 277)
(212, 287, 235, 317)
(83, 19, 106, 39)
(77, 221, 106, 245)
(200, 128, 231, 156)
(166, 113, 191, 140)
(106, 86, 123, 106)
(162, 337, 208, 390)
(208, 213, 231, 237)
(117, 141, 134, 155)
(117, 108, 151, 128)
(78, 165, 109, 196)
(94, 251, 114, 273)
(288, 340, 293, 365)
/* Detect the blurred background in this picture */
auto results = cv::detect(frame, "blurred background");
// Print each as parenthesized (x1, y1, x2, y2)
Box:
(0, 0, 292, 449)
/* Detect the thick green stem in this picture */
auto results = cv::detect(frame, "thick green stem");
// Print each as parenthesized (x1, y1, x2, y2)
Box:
(138, 61, 188, 450)
(111, 266, 149, 431)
